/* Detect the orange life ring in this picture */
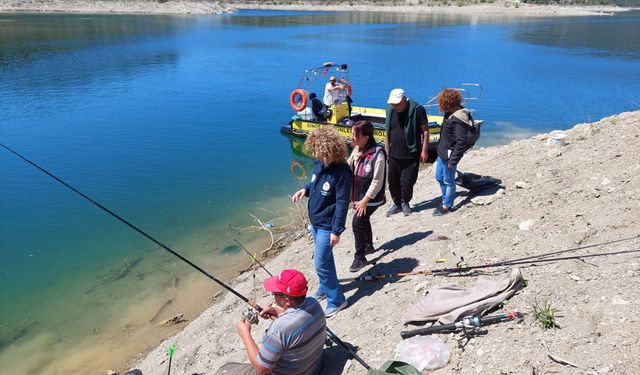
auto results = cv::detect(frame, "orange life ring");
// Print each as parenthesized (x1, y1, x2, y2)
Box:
(290, 160, 307, 180)
(290, 89, 308, 112)
(346, 83, 352, 97)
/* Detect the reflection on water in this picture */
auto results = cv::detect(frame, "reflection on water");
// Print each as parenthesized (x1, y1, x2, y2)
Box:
(223, 9, 547, 28)
(286, 135, 316, 181)
(0, 14, 186, 92)
(513, 11, 640, 60)
(0, 14, 191, 66)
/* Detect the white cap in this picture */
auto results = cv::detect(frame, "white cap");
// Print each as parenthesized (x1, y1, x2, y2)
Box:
(387, 88, 405, 104)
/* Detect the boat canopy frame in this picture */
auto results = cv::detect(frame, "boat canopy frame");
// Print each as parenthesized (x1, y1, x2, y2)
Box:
(295, 62, 350, 101)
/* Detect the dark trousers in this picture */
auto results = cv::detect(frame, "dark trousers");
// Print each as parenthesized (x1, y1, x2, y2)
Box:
(352, 205, 378, 261)
(388, 156, 420, 205)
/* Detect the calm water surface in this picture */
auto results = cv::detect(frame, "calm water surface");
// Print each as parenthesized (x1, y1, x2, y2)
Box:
(1, 10, 639, 374)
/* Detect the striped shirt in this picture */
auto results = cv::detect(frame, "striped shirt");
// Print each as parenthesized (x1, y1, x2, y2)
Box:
(256, 297, 326, 375)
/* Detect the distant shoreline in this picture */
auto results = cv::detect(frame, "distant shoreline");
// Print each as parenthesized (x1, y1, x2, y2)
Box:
(0, 1, 631, 16)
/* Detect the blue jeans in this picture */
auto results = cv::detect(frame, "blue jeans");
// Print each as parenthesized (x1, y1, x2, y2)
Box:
(435, 156, 457, 209)
(310, 226, 346, 309)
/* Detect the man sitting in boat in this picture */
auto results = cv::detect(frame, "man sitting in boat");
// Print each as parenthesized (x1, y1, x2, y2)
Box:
(310, 92, 326, 121)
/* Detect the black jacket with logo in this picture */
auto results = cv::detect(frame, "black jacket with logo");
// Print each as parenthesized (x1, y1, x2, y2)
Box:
(304, 161, 352, 236)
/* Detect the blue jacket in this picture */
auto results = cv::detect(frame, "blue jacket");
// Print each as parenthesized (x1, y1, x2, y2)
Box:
(305, 161, 352, 236)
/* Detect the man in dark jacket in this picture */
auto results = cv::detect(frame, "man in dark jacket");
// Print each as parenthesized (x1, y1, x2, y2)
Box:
(384, 88, 429, 217)
(310, 93, 325, 121)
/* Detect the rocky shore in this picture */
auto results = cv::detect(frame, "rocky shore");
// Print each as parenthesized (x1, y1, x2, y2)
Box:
(0, 0, 630, 16)
(134, 111, 640, 375)
(0, 0, 231, 15)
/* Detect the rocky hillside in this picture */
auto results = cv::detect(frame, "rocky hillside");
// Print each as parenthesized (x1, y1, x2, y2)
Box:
(136, 110, 639, 375)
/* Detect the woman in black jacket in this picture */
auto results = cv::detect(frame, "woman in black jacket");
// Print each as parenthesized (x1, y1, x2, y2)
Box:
(434, 89, 473, 216)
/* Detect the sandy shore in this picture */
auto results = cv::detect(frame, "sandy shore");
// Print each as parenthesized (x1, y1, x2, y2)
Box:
(231, 2, 630, 18)
(133, 110, 640, 374)
(0, 1, 630, 16)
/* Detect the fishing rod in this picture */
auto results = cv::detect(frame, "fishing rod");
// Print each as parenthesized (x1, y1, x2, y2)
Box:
(226, 228, 273, 277)
(339, 270, 434, 283)
(339, 236, 640, 283)
(400, 311, 522, 339)
(3, 143, 371, 370)
(229, 235, 372, 370)
(0, 142, 268, 314)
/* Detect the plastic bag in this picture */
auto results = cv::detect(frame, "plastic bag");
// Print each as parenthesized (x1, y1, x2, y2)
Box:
(394, 336, 450, 371)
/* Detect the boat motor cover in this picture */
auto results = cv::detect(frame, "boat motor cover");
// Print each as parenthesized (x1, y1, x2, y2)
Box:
(402, 268, 525, 325)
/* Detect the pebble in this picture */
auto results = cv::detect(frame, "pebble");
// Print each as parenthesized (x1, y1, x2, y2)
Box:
(515, 181, 527, 189)
(611, 296, 630, 305)
(548, 149, 563, 157)
(519, 219, 536, 231)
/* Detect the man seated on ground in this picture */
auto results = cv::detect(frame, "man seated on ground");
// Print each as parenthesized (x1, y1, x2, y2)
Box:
(310, 92, 325, 121)
(215, 269, 327, 375)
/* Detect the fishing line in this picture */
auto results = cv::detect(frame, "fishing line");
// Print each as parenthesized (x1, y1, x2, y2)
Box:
(339, 236, 640, 283)
(0, 142, 265, 312)
(3, 142, 371, 369)
(226, 228, 273, 277)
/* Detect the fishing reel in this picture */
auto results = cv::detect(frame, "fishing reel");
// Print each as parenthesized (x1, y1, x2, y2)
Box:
(241, 308, 259, 325)
(461, 316, 482, 329)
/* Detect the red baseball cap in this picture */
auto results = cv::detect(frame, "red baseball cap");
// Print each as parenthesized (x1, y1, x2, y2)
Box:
(263, 269, 308, 297)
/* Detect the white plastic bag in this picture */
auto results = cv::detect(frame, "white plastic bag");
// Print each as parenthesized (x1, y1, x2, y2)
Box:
(395, 336, 451, 371)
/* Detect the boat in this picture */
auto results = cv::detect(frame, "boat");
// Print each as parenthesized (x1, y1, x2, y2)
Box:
(280, 62, 483, 162)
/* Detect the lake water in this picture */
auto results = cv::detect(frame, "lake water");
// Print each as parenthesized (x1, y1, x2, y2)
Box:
(1, 9, 639, 374)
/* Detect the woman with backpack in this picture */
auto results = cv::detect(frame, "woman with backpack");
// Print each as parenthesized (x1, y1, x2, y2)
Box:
(433, 88, 475, 216)
(347, 120, 386, 272)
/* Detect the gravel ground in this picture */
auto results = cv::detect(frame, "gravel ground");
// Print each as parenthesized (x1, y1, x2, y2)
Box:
(134, 110, 640, 375)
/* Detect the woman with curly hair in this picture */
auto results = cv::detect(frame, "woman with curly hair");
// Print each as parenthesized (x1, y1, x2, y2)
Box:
(434, 88, 474, 216)
(292, 126, 352, 317)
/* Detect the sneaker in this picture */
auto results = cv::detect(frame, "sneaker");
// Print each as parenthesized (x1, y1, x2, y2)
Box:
(312, 290, 326, 302)
(349, 257, 368, 273)
(401, 202, 412, 216)
(324, 300, 348, 318)
(386, 204, 401, 217)
(364, 244, 376, 255)
(432, 205, 451, 217)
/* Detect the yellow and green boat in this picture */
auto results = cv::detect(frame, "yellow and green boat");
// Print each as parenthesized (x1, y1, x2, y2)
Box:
(280, 63, 482, 161)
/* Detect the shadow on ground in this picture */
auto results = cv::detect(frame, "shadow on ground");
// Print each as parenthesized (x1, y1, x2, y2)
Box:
(375, 230, 433, 256)
(341, 257, 420, 307)
(320, 338, 368, 374)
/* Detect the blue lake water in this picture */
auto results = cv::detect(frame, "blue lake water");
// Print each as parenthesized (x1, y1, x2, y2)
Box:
(1, 9, 639, 374)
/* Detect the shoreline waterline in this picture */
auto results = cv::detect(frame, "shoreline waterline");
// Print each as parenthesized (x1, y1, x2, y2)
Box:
(0, 192, 302, 374)
(0, 1, 632, 17)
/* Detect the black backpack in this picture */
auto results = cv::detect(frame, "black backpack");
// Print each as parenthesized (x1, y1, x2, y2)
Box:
(464, 111, 481, 150)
